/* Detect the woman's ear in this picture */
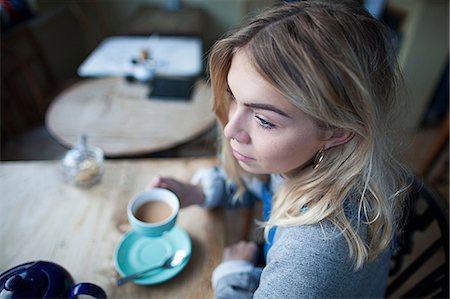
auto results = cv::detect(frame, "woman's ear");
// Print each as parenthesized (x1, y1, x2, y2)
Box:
(324, 128, 354, 150)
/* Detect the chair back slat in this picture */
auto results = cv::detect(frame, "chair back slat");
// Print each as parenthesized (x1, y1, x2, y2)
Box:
(386, 177, 449, 298)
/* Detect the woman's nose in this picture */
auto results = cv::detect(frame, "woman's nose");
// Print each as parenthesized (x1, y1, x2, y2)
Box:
(223, 111, 251, 144)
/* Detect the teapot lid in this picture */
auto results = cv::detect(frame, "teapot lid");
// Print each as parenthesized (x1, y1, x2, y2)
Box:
(0, 261, 74, 299)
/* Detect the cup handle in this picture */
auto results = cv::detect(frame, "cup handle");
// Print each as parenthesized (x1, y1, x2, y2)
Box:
(69, 282, 107, 299)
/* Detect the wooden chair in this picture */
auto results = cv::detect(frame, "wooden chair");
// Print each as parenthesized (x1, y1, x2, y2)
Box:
(419, 113, 449, 184)
(387, 176, 449, 298)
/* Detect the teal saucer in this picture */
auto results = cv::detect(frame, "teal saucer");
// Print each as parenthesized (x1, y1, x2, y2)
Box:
(115, 226, 191, 285)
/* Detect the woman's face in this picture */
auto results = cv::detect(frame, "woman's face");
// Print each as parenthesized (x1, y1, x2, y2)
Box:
(224, 49, 328, 175)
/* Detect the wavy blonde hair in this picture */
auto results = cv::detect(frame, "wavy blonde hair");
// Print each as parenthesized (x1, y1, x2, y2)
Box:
(208, 0, 411, 269)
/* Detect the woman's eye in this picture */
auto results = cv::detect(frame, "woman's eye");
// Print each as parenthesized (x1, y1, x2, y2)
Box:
(255, 115, 275, 130)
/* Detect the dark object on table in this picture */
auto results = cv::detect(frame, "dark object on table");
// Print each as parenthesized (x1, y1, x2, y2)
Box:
(148, 77, 196, 101)
(0, 261, 107, 298)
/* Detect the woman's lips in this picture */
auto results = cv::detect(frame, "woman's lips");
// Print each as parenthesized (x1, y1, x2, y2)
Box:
(232, 149, 254, 162)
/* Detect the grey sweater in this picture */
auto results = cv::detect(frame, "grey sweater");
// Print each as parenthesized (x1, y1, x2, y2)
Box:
(191, 167, 391, 298)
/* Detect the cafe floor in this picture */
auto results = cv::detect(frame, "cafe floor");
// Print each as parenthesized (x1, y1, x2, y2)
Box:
(1, 124, 448, 296)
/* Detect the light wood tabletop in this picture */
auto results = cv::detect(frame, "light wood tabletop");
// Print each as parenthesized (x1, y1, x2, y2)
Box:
(45, 77, 215, 157)
(0, 157, 224, 299)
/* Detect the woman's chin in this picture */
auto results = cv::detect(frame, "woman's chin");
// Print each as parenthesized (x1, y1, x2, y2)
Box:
(238, 160, 267, 175)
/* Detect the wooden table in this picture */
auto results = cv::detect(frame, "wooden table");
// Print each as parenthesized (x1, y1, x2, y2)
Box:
(45, 77, 215, 157)
(77, 36, 203, 78)
(0, 158, 224, 299)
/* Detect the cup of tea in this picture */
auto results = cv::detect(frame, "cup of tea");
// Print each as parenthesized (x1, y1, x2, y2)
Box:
(127, 188, 180, 237)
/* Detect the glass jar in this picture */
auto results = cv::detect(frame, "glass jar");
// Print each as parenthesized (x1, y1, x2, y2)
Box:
(62, 135, 104, 187)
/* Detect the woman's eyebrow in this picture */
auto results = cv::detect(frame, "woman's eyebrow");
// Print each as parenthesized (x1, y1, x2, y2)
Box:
(244, 103, 291, 118)
(226, 85, 291, 118)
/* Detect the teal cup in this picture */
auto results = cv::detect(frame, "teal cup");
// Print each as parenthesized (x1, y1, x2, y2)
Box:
(127, 188, 180, 237)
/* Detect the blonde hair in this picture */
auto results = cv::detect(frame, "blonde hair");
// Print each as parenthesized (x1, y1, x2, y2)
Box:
(208, 0, 410, 269)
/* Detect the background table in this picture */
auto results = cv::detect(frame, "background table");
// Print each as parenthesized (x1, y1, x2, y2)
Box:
(0, 157, 223, 299)
(46, 77, 215, 157)
(77, 36, 203, 78)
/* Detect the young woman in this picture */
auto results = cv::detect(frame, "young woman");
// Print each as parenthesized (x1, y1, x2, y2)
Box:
(150, 1, 411, 297)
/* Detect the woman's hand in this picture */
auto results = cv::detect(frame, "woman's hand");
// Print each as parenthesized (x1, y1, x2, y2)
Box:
(147, 176, 205, 208)
(223, 241, 258, 264)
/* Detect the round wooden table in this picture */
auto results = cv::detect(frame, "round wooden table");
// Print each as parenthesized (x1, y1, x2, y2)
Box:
(46, 77, 215, 157)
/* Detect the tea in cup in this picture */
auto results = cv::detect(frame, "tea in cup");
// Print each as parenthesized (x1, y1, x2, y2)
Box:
(127, 188, 180, 237)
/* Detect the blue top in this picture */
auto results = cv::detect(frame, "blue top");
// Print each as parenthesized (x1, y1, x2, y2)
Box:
(261, 182, 276, 258)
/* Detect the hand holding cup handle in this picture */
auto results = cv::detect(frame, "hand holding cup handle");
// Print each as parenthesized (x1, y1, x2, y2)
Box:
(147, 176, 205, 207)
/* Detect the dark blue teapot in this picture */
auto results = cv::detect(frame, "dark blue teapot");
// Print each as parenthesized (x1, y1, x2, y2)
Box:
(0, 261, 107, 298)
